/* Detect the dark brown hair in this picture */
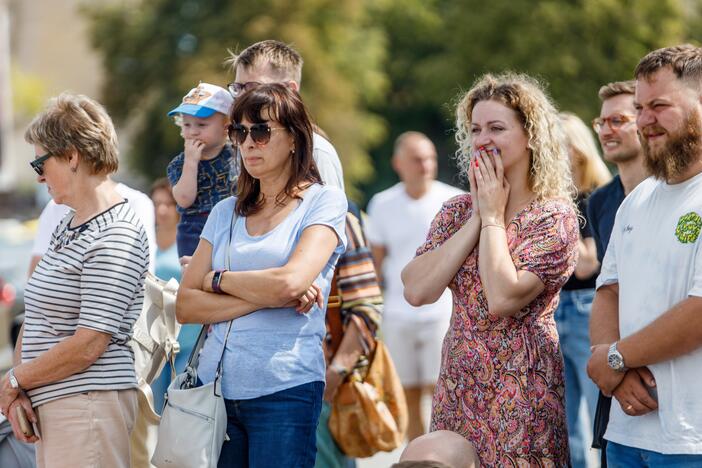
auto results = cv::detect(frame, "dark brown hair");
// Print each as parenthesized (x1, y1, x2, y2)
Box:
(634, 44, 702, 86)
(598, 80, 636, 101)
(230, 83, 320, 216)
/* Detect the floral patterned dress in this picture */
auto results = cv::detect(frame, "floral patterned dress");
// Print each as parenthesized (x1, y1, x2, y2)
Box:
(418, 194, 578, 467)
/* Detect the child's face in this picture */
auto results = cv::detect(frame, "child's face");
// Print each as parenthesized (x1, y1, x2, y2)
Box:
(180, 113, 229, 153)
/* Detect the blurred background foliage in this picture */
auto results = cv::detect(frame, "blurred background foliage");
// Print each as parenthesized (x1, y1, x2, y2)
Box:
(83, 0, 702, 203)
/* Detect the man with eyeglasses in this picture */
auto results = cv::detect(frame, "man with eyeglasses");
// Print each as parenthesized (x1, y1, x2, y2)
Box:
(225, 40, 344, 190)
(586, 79, 648, 467)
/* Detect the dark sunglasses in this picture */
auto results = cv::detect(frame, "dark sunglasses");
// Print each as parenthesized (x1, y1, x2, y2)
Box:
(228, 123, 286, 146)
(227, 81, 261, 98)
(30, 153, 53, 176)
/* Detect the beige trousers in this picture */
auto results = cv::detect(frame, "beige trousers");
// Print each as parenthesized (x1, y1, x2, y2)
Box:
(35, 389, 138, 468)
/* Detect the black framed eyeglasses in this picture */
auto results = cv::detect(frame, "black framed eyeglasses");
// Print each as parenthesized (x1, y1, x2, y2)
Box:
(228, 123, 286, 146)
(227, 81, 261, 98)
(30, 153, 53, 176)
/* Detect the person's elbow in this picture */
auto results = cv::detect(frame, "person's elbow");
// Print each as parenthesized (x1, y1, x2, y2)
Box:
(176, 286, 200, 323)
(486, 298, 521, 318)
(172, 187, 195, 209)
(75, 332, 110, 368)
(403, 286, 440, 307)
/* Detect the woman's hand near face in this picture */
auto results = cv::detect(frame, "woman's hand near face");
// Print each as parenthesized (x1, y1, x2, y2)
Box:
(474, 148, 510, 225)
(467, 158, 481, 219)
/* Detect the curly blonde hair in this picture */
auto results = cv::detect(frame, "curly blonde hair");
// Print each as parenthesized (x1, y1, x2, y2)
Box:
(455, 73, 575, 204)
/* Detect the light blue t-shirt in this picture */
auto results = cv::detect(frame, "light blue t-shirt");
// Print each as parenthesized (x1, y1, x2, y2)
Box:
(197, 183, 347, 399)
(155, 243, 182, 282)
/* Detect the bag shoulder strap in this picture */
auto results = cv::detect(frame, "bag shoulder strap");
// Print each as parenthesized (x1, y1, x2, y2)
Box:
(185, 204, 238, 375)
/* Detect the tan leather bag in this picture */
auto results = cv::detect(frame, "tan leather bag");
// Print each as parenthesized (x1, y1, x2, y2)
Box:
(328, 340, 408, 458)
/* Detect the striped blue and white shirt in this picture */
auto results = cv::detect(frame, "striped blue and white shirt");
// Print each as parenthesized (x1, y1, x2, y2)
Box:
(23, 201, 149, 407)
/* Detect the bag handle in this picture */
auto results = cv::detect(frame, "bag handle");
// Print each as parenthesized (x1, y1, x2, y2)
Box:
(184, 202, 238, 388)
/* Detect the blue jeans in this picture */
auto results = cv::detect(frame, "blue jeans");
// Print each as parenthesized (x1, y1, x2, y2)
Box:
(176, 214, 208, 257)
(606, 441, 702, 467)
(555, 288, 599, 468)
(218, 381, 324, 468)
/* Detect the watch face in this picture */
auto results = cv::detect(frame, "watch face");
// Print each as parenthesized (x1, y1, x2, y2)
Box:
(608, 353, 623, 370)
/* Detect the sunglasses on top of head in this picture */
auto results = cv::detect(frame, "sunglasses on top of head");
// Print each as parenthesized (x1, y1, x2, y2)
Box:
(30, 153, 54, 176)
(228, 123, 286, 146)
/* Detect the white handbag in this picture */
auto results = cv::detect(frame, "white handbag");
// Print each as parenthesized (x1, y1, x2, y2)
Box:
(152, 210, 237, 468)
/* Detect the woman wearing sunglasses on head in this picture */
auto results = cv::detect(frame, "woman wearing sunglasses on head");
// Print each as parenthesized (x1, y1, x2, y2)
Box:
(0, 94, 149, 467)
(177, 83, 347, 467)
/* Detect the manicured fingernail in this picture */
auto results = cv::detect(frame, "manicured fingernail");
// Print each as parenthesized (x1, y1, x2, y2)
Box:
(475, 160, 479, 167)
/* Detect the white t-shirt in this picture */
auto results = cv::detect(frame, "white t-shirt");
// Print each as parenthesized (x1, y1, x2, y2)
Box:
(32, 183, 156, 272)
(313, 133, 344, 191)
(597, 172, 702, 454)
(367, 181, 463, 323)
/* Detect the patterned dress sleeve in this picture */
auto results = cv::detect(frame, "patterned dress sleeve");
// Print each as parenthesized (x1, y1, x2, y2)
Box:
(416, 194, 474, 257)
(512, 200, 579, 293)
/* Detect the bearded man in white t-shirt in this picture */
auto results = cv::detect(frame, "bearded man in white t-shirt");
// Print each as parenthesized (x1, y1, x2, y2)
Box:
(367, 131, 462, 441)
(587, 44, 702, 466)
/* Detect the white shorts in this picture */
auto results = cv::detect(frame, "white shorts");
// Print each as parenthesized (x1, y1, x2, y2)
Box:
(381, 317, 450, 387)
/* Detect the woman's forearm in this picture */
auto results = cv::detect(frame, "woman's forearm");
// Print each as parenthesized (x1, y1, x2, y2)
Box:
(176, 286, 262, 324)
(219, 268, 303, 307)
(13, 329, 111, 391)
(402, 215, 481, 307)
(574, 238, 599, 279)
(478, 225, 542, 317)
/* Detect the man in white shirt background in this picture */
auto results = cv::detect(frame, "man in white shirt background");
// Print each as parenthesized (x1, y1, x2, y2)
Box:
(367, 131, 462, 441)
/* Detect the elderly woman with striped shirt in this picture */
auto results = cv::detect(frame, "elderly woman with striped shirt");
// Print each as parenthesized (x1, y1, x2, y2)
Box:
(0, 94, 149, 468)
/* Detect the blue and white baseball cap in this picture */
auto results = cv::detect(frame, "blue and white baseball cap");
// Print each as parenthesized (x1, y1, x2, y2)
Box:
(168, 83, 234, 118)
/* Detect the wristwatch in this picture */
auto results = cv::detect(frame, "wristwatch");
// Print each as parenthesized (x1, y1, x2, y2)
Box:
(607, 342, 627, 372)
(7, 368, 19, 390)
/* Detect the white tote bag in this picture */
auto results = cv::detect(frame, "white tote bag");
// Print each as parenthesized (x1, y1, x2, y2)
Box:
(150, 323, 231, 468)
(152, 209, 237, 468)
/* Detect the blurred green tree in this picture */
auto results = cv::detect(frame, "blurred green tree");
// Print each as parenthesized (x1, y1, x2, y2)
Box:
(83, 0, 388, 198)
(363, 0, 698, 197)
(85, 0, 700, 201)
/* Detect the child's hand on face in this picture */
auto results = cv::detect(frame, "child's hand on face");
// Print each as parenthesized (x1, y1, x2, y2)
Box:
(184, 139, 205, 162)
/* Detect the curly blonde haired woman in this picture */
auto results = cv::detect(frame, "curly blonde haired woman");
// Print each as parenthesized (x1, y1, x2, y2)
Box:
(402, 73, 579, 466)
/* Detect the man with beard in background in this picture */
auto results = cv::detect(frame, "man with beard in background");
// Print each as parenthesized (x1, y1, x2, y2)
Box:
(587, 44, 702, 466)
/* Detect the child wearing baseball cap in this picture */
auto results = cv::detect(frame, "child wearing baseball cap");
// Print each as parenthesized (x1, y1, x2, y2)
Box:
(166, 83, 235, 257)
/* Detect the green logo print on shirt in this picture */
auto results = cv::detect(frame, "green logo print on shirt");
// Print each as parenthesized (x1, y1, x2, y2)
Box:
(675, 212, 702, 244)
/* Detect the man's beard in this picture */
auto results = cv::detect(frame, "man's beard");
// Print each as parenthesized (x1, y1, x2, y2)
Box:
(641, 110, 702, 181)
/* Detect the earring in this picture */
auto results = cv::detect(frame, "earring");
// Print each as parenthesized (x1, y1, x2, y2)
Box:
(290, 148, 295, 156)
